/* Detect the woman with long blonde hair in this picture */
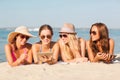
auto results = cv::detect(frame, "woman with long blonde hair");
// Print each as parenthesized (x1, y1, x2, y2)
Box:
(58, 23, 88, 63)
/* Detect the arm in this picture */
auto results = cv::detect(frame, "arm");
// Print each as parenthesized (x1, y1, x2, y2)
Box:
(79, 38, 86, 57)
(58, 39, 74, 62)
(109, 38, 114, 55)
(86, 41, 99, 62)
(5, 44, 22, 67)
(52, 42, 59, 63)
(103, 38, 115, 63)
(32, 44, 39, 64)
(46, 42, 60, 64)
(25, 44, 33, 64)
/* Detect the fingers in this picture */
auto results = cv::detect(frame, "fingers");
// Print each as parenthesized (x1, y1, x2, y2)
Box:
(20, 53, 27, 60)
(97, 53, 115, 63)
(96, 52, 108, 60)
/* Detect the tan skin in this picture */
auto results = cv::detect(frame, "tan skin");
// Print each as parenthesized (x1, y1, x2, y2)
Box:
(86, 26, 114, 62)
(32, 29, 59, 64)
(58, 33, 88, 63)
(5, 34, 32, 67)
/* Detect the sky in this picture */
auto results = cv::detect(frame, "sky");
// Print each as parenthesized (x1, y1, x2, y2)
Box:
(0, 0, 120, 28)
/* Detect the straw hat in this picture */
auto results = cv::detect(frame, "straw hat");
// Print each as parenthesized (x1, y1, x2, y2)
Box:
(59, 23, 76, 34)
(8, 26, 36, 43)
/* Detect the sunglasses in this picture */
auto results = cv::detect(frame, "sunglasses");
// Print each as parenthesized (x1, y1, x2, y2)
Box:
(59, 34, 68, 38)
(19, 35, 29, 40)
(90, 31, 97, 35)
(40, 35, 52, 39)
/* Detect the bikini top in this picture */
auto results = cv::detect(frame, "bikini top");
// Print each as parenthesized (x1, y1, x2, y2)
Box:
(11, 51, 17, 62)
(39, 45, 52, 53)
(11, 49, 27, 62)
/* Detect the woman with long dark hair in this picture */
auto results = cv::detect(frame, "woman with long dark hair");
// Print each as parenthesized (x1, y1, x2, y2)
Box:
(86, 22, 115, 63)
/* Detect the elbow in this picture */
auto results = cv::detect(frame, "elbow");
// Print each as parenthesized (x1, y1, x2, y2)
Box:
(8, 62, 18, 67)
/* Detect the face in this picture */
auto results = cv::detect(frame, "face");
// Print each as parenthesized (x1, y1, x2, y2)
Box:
(16, 34, 29, 45)
(40, 29, 52, 45)
(90, 26, 100, 41)
(59, 33, 69, 44)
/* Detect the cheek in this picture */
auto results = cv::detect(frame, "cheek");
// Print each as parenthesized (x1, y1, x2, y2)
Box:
(91, 34, 100, 41)
(96, 34, 100, 39)
(63, 38, 68, 43)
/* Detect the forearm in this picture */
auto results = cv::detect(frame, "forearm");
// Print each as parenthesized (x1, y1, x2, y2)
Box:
(92, 57, 100, 62)
(9, 58, 22, 67)
(63, 58, 76, 63)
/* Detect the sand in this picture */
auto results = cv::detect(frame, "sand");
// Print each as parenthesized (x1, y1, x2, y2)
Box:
(0, 54, 120, 80)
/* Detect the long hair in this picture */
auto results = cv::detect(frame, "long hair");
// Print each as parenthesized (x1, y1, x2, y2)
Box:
(60, 34, 81, 60)
(89, 23, 109, 54)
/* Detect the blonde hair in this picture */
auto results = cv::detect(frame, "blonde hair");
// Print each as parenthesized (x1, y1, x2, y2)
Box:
(60, 34, 81, 60)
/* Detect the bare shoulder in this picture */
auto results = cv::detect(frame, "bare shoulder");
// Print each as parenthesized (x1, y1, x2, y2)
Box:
(109, 38, 114, 46)
(78, 37, 86, 43)
(51, 41, 59, 49)
(86, 40, 90, 44)
(4, 44, 11, 49)
(51, 41, 56, 46)
(86, 40, 90, 46)
(32, 42, 41, 48)
(109, 38, 114, 43)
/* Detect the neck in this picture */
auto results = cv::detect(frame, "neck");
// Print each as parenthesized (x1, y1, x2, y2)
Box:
(41, 43, 51, 49)
(16, 42, 25, 50)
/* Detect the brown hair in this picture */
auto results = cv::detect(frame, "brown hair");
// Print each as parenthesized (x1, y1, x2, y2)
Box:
(39, 24, 53, 36)
(89, 22, 109, 54)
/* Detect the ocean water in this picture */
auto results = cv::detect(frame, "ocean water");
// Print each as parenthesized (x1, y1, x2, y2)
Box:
(0, 27, 120, 63)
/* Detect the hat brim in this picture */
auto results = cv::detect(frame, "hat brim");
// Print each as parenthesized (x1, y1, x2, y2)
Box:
(8, 32, 36, 43)
(59, 31, 76, 34)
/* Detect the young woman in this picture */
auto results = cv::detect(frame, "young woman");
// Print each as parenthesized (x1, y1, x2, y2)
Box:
(32, 24, 59, 64)
(58, 23, 88, 63)
(5, 26, 35, 67)
(86, 22, 115, 63)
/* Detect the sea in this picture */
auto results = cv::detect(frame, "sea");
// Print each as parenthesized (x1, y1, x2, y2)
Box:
(0, 27, 120, 63)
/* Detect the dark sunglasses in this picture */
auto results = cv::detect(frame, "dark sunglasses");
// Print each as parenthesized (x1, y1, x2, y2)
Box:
(19, 35, 29, 40)
(90, 31, 97, 35)
(59, 34, 67, 38)
(40, 35, 52, 39)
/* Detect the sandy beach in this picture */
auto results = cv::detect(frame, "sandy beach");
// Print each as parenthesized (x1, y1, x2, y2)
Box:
(0, 54, 120, 80)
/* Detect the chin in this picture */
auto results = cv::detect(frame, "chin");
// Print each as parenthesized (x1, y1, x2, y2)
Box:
(92, 38, 99, 42)
(43, 42, 50, 45)
(92, 39, 96, 41)
(64, 41, 68, 44)
(20, 42, 26, 45)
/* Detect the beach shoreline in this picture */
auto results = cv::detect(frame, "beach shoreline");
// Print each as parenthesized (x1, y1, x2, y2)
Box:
(0, 54, 120, 80)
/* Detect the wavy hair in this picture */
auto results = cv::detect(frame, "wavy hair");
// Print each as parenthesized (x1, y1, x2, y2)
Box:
(60, 34, 81, 60)
(89, 23, 109, 54)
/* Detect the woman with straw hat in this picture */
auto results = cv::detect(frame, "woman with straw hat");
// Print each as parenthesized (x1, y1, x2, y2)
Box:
(5, 26, 35, 67)
(58, 23, 88, 63)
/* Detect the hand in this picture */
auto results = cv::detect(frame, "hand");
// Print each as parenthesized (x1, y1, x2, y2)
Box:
(96, 52, 115, 63)
(19, 53, 27, 63)
(46, 58, 55, 65)
(59, 39, 65, 45)
(40, 55, 52, 62)
(96, 52, 107, 60)
(75, 57, 88, 63)
(104, 54, 115, 63)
